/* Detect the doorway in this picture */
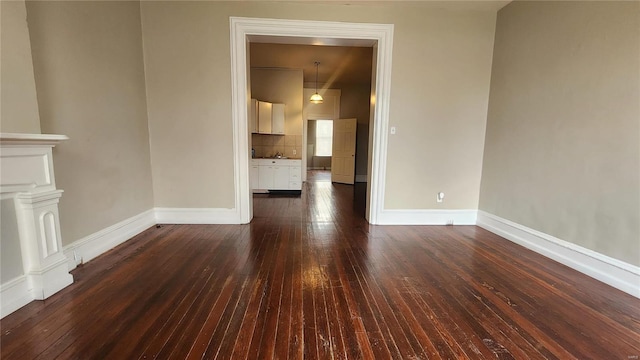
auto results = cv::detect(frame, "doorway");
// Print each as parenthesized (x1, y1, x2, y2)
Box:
(306, 120, 333, 173)
(229, 17, 394, 224)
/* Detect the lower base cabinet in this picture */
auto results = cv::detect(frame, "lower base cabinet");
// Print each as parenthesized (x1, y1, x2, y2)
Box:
(250, 165, 260, 190)
(258, 165, 274, 189)
(251, 159, 302, 192)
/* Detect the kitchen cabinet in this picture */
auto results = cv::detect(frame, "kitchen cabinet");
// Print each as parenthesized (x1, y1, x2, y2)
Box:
(249, 99, 258, 133)
(251, 159, 302, 193)
(289, 166, 301, 190)
(273, 165, 289, 188)
(258, 164, 275, 189)
(271, 103, 285, 135)
(250, 164, 260, 190)
(251, 99, 285, 135)
(258, 101, 272, 134)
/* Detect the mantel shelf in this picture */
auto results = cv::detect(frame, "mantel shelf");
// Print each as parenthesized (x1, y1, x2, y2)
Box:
(0, 133, 69, 146)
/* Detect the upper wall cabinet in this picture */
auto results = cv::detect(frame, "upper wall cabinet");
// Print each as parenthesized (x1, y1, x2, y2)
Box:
(251, 68, 303, 135)
(258, 100, 272, 134)
(271, 103, 285, 135)
(251, 99, 285, 135)
(250, 99, 258, 133)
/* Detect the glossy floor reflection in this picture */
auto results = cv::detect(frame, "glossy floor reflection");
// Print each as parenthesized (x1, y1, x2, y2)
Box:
(1, 172, 639, 359)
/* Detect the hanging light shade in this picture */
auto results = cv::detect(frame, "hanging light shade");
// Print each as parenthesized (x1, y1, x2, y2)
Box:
(310, 61, 323, 104)
(310, 93, 323, 103)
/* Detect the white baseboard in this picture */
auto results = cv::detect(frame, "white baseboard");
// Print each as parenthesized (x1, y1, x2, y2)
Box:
(4, 206, 241, 317)
(477, 211, 640, 298)
(154, 207, 240, 224)
(63, 207, 241, 271)
(30, 257, 74, 300)
(377, 209, 477, 225)
(0, 276, 33, 318)
(355, 174, 367, 183)
(63, 209, 156, 271)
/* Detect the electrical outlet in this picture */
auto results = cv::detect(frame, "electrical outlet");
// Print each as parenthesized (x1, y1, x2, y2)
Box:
(437, 192, 445, 203)
(293, 149, 297, 155)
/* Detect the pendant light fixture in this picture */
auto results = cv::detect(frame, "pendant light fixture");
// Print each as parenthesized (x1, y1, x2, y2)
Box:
(310, 61, 324, 104)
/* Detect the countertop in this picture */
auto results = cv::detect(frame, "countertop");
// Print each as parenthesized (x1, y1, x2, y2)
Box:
(252, 157, 302, 160)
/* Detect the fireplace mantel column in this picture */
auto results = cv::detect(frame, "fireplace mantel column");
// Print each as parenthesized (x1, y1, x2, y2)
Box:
(1, 133, 73, 308)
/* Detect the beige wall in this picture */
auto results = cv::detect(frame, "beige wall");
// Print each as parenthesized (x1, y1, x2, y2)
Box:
(479, 1, 640, 266)
(1, 199, 24, 283)
(140, 1, 497, 210)
(0, 0, 41, 134)
(382, 10, 495, 209)
(140, 3, 234, 208)
(251, 68, 304, 135)
(27, 1, 154, 245)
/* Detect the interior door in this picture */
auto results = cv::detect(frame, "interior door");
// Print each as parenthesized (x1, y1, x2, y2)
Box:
(331, 118, 357, 184)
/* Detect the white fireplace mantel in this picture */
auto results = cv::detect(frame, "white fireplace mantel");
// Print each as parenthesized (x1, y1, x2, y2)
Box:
(1, 132, 73, 317)
(0, 132, 69, 145)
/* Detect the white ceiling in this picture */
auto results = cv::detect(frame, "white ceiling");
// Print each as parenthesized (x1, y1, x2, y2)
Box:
(250, 42, 374, 87)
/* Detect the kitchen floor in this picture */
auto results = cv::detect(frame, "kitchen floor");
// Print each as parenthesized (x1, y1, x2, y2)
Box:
(307, 169, 332, 182)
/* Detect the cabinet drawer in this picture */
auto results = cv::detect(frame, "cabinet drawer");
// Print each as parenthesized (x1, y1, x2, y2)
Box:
(289, 166, 301, 180)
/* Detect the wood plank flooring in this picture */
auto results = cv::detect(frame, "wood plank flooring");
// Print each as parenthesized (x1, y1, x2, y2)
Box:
(2, 171, 639, 359)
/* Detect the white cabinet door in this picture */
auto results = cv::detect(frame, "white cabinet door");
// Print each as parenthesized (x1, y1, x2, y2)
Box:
(271, 103, 285, 135)
(289, 166, 302, 190)
(273, 166, 289, 189)
(259, 165, 275, 189)
(289, 166, 301, 190)
(250, 165, 260, 190)
(250, 99, 258, 133)
(289, 166, 301, 181)
(253, 159, 301, 191)
(289, 181, 302, 190)
(258, 101, 272, 134)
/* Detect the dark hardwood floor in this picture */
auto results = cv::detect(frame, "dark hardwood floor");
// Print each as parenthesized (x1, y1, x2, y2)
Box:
(2, 171, 639, 359)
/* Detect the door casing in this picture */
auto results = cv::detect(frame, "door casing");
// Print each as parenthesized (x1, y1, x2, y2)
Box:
(229, 17, 394, 224)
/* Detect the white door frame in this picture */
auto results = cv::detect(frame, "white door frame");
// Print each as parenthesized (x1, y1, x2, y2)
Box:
(229, 16, 394, 224)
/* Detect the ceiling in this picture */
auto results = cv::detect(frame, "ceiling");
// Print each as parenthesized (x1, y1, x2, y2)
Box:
(248, 1, 512, 87)
(250, 42, 374, 87)
(242, 0, 511, 12)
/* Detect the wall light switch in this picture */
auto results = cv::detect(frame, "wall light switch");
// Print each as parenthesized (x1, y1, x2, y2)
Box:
(390, 126, 396, 135)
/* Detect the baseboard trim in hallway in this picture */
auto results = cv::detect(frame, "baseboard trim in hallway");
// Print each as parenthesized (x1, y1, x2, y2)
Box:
(4, 203, 636, 321)
(0, 276, 32, 319)
(62, 209, 157, 272)
(477, 210, 640, 298)
(1, 180, 638, 358)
